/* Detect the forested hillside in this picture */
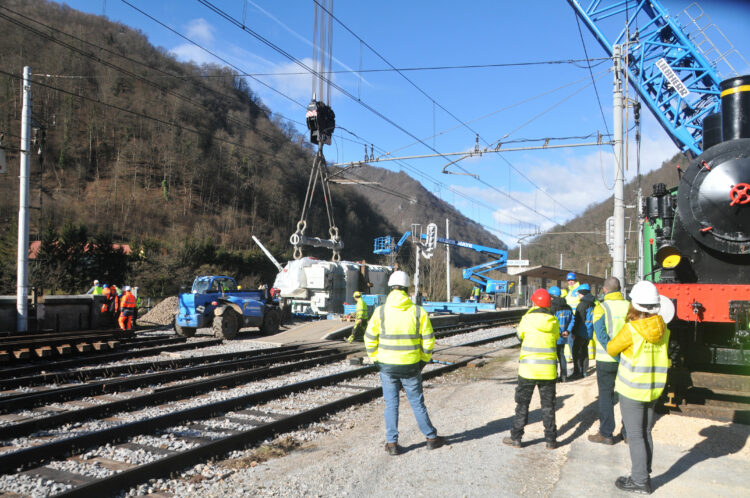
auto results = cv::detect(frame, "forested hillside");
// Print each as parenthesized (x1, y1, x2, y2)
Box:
(0, 0, 505, 298)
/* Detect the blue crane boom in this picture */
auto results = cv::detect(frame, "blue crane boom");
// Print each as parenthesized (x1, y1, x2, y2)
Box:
(431, 236, 510, 293)
(568, 0, 723, 156)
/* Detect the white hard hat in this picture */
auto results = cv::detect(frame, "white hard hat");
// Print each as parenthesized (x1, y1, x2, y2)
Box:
(94, 280, 100, 284)
(123, 285, 131, 292)
(658, 295, 675, 323)
(630, 281, 660, 312)
(388, 271, 410, 288)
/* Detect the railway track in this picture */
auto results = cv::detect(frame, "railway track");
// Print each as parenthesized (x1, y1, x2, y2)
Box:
(0, 327, 180, 364)
(0, 312, 521, 497)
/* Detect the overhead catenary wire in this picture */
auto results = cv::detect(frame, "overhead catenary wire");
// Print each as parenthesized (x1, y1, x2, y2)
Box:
(198, 0, 580, 231)
(0, 69, 297, 164)
(574, 10, 611, 137)
(212, 57, 611, 76)
(2, 6, 526, 247)
(195, 0, 561, 230)
(0, 3, 368, 154)
(314, 0, 599, 221)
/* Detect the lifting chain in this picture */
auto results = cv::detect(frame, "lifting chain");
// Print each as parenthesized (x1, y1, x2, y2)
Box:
(290, 148, 343, 261)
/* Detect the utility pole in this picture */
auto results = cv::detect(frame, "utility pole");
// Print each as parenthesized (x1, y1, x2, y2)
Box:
(445, 218, 450, 302)
(612, 45, 626, 290)
(17, 66, 31, 333)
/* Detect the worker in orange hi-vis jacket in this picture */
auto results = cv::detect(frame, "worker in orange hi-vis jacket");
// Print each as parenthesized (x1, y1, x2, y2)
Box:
(118, 286, 137, 330)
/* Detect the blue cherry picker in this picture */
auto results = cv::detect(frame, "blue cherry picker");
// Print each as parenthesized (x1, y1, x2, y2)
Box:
(374, 230, 513, 307)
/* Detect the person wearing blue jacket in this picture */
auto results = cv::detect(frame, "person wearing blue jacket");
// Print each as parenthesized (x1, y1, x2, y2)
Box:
(571, 284, 596, 379)
(549, 286, 575, 382)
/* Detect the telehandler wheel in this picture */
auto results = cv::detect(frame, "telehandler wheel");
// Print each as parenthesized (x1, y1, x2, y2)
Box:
(260, 309, 281, 335)
(213, 310, 239, 340)
(175, 323, 197, 338)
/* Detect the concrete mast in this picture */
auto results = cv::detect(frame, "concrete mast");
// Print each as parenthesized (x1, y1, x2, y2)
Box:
(612, 45, 626, 289)
(17, 67, 31, 332)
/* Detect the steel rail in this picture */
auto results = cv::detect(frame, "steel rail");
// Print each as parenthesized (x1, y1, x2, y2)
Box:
(0, 337, 219, 381)
(0, 342, 316, 391)
(56, 354, 494, 497)
(0, 350, 351, 442)
(0, 347, 338, 411)
(0, 356, 367, 473)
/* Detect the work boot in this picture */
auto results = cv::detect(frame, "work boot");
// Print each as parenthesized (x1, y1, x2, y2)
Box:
(502, 437, 521, 448)
(615, 476, 652, 494)
(588, 433, 615, 445)
(545, 440, 557, 450)
(384, 442, 400, 456)
(426, 436, 445, 450)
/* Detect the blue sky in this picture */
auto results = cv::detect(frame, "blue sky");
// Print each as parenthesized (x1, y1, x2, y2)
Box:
(55, 0, 750, 247)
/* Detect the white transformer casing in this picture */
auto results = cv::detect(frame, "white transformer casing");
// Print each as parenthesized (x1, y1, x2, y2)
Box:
(272, 257, 391, 316)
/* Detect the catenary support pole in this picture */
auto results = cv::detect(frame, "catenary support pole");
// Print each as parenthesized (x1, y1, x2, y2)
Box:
(17, 66, 31, 333)
(445, 218, 450, 302)
(612, 45, 626, 289)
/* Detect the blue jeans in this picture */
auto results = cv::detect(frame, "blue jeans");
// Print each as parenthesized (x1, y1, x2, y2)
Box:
(379, 370, 437, 443)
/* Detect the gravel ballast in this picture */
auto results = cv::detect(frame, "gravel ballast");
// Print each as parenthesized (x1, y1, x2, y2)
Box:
(112, 346, 750, 497)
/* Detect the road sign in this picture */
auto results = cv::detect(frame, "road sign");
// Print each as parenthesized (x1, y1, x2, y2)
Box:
(507, 259, 530, 266)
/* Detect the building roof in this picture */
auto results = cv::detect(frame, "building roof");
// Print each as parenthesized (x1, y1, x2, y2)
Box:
(506, 265, 605, 286)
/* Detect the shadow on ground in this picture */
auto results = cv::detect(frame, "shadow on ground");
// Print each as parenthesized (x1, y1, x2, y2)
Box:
(653, 424, 750, 490)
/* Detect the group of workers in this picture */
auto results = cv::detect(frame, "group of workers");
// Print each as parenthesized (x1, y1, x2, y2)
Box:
(509, 275, 670, 494)
(91, 279, 139, 331)
(357, 270, 669, 495)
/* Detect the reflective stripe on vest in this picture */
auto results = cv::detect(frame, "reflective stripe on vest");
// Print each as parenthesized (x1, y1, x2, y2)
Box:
(374, 304, 425, 362)
(518, 312, 558, 380)
(615, 323, 670, 402)
(595, 300, 629, 363)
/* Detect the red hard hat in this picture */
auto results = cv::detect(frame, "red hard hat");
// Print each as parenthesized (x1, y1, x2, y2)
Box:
(531, 288, 551, 308)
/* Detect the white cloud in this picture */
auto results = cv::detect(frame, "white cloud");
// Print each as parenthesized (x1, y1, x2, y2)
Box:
(449, 121, 679, 241)
(171, 43, 219, 65)
(262, 57, 318, 103)
(185, 18, 215, 44)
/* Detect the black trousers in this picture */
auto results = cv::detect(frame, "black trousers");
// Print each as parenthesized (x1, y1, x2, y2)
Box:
(572, 335, 589, 376)
(511, 376, 557, 442)
(556, 344, 567, 381)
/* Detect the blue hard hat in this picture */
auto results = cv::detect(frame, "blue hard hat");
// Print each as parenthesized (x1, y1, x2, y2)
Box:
(578, 283, 590, 291)
(548, 286, 561, 296)
(566, 272, 577, 281)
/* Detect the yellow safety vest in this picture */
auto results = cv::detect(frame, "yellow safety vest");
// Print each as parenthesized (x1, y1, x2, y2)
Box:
(355, 298, 370, 321)
(565, 282, 581, 309)
(615, 323, 670, 402)
(517, 307, 559, 380)
(595, 299, 630, 363)
(364, 291, 434, 366)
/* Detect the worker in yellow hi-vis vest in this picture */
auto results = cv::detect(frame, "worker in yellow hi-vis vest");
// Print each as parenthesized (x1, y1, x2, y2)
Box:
(606, 281, 670, 495)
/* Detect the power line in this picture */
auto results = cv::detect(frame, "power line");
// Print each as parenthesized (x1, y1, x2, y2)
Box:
(0, 68, 292, 162)
(312, 0, 585, 222)
(574, 10, 611, 136)
(213, 57, 611, 76)
(196, 0, 562, 231)
(118, 1, 306, 110)
(0, 7, 287, 148)
(0, 5, 368, 154)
